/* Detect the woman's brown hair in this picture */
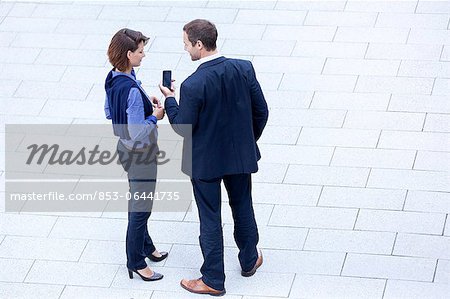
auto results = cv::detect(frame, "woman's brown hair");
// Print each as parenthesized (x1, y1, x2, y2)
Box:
(107, 28, 149, 71)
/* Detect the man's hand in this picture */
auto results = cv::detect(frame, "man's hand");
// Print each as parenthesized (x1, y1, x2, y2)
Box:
(152, 107, 165, 120)
(159, 80, 176, 98)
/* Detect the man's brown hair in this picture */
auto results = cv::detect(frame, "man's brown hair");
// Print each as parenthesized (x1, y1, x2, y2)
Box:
(183, 19, 217, 51)
(107, 28, 149, 71)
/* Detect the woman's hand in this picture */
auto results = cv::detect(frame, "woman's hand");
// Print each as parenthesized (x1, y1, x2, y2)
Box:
(150, 96, 162, 109)
(152, 107, 165, 120)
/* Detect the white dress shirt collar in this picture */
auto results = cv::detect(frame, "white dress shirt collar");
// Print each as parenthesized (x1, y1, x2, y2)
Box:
(198, 52, 223, 66)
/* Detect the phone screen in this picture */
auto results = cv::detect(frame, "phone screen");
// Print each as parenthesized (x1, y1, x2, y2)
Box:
(163, 70, 172, 89)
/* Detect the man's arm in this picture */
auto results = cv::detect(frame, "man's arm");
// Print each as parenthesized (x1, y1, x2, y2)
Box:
(248, 62, 269, 141)
(163, 82, 202, 137)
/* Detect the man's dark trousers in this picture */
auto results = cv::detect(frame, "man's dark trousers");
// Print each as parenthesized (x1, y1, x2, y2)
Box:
(191, 173, 259, 291)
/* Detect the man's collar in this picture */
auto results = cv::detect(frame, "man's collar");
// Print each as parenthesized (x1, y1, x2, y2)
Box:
(198, 52, 222, 65)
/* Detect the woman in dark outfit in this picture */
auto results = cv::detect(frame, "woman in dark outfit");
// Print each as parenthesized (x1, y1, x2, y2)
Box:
(104, 28, 167, 281)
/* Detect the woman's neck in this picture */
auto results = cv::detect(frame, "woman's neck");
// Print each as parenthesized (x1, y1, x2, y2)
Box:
(115, 67, 132, 74)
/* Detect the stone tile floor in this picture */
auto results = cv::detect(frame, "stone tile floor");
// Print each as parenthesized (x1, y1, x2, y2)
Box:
(0, 0, 450, 298)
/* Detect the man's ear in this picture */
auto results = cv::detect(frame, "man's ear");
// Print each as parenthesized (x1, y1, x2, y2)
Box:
(197, 40, 203, 50)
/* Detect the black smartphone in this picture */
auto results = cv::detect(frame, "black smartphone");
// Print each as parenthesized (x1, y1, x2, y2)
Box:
(162, 70, 172, 89)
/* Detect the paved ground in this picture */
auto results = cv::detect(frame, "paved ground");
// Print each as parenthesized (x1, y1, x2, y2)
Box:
(1, 0, 450, 298)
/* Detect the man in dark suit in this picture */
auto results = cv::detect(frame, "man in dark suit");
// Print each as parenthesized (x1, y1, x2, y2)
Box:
(159, 19, 269, 296)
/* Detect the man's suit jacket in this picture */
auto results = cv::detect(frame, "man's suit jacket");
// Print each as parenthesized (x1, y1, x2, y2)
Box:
(165, 56, 269, 179)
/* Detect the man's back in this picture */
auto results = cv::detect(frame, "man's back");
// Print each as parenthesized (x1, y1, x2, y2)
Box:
(166, 56, 268, 179)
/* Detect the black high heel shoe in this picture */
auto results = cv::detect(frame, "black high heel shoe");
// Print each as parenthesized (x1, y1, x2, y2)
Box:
(128, 268, 164, 281)
(148, 251, 169, 262)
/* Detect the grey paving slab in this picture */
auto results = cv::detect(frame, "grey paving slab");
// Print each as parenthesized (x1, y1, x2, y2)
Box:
(355, 76, 434, 94)
(347, 1, 416, 12)
(0, 32, 15, 47)
(424, 114, 450, 133)
(264, 25, 337, 42)
(384, 280, 450, 299)
(8, 2, 36, 17)
(0, 63, 66, 82)
(259, 144, 334, 165)
(25, 260, 119, 287)
(367, 169, 450, 192)
(98, 5, 170, 21)
(0, 258, 34, 282)
(311, 92, 390, 111)
(442, 45, 450, 61)
(284, 165, 370, 187)
(292, 41, 368, 58)
(393, 233, 450, 259)
(323, 58, 399, 76)
(0, 47, 40, 64)
(15, 81, 93, 101)
(376, 12, 450, 29)
(335, 27, 409, 43)
(1, 1, 450, 298)
(290, 274, 385, 299)
(1, 17, 59, 33)
(331, 147, 416, 169)
(258, 126, 302, 145)
(433, 78, 450, 95)
(297, 128, 380, 147)
(344, 111, 425, 131)
(342, 253, 436, 281)
(0, 2, 14, 16)
(367, 43, 443, 61)
(55, 19, 128, 35)
(208, 0, 276, 9)
(11, 32, 85, 49)
(0, 213, 57, 237)
(0, 282, 63, 299)
(434, 259, 450, 284)
(139, 1, 208, 8)
(398, 60, 450, 78)
(304, 229, 396, 255)
(408, 29, 450, 45)
(0, 79, 20, 97)
(261, 89, 313, 108)
(222, 39, 296, 56)
(269, 109, 346, 127)
(166, 7, 238, 24)
(35, 49, 108, 67)
(276, 1, 346, 11)
(404, 190, 450, 213)
(49, 216, 126, 241)
(355, 209, 446, 235)
(251, 182, 321, 206)
(252, 162, 288, 183)
(318, 187, 406, 210)
(305, 11, 377, 27)
(378, 131, 450, 152)
(269, 205, 358, 230)
(235, 9, 306, 25)
(0, 97, 46, 116)
(152, 290, 241, 299)
(60, 286, 153, 299)
(389, 94, 450, 113)
(33, 3, 103, 19)
(252, 56, 325, 74)
(280, 74, 357, 92)
(0, 236, 87, 261)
